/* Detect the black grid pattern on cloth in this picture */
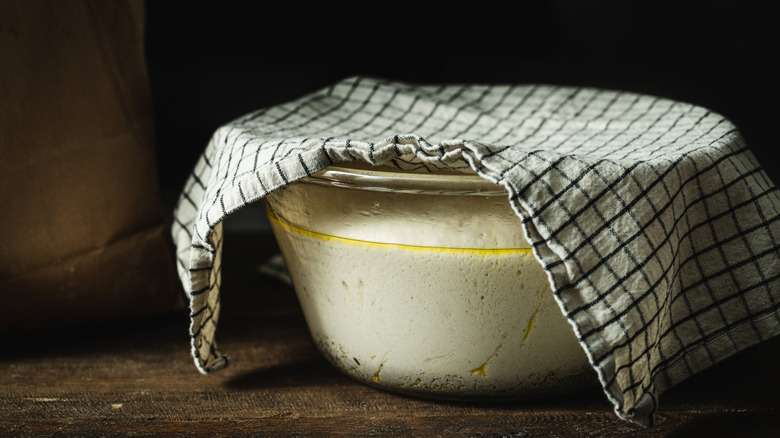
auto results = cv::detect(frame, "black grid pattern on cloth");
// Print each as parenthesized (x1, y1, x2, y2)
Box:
(171, 76, 780, 427)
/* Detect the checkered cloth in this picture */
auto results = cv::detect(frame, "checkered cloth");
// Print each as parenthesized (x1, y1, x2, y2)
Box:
(172, 76, 780, 427)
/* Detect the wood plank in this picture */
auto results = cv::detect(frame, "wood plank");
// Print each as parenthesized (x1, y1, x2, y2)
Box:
(1, 232, 778, 436)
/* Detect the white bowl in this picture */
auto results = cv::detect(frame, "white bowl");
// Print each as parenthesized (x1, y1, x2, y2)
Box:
(264, 162, 595, 400)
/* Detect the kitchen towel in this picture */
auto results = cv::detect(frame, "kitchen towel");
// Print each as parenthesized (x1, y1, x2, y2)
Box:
(172, 76, 780, 427)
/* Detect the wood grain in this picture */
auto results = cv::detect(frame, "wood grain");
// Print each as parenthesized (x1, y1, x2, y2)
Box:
(1, 232, 778, 437)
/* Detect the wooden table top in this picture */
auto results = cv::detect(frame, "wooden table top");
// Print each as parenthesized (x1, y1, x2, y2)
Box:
(2, 232, 778, 437)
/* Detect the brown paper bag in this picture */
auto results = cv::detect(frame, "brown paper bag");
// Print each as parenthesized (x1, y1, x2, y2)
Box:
(0, 0, 181, 333)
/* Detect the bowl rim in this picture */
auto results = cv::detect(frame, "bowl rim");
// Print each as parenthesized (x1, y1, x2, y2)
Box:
(302, 161, 507, 196)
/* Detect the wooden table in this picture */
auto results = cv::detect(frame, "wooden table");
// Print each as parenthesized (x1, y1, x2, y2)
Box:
(2, 232, 778, 437)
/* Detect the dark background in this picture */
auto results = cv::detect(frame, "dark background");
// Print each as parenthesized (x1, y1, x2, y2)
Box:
(145, 1, 776, 227)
